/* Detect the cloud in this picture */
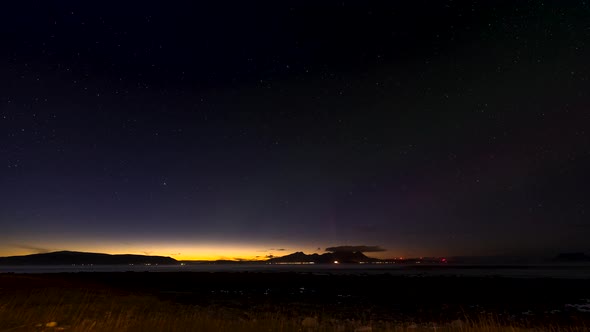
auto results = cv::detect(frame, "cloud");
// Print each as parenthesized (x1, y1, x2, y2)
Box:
(233, 257, 253, 261)
(325, 245, 386, 253)
(15, 244, 52, 254)
(257, 248, 287, 252)
(265, 254, 274, 259)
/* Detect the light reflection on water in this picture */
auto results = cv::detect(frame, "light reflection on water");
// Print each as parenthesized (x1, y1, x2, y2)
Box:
(1, 264, 590, 278)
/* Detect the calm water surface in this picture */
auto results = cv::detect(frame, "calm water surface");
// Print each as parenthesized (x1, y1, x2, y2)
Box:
(2, 264, 590, 278)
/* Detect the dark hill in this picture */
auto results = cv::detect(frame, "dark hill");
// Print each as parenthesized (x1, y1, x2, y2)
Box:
(266, 252, 320, 263)
(267, 251, 380, 264)
(0, 251, 178, 265)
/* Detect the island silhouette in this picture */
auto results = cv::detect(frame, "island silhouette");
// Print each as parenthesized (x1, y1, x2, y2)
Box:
(1, 249, 586, 265)
(0, 251, 177, 265)
(0, 247, 384, 265)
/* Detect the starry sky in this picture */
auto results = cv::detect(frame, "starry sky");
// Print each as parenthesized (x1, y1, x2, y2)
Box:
(1, 1, 589, 260)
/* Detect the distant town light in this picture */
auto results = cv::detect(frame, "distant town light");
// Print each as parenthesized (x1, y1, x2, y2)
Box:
(333, 260, 339, 264)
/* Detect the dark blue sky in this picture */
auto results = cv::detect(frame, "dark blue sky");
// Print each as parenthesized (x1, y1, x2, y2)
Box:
(1, 1, 589, 259)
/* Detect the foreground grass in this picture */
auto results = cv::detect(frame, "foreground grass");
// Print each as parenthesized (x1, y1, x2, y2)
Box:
(0, 288, 587, 332)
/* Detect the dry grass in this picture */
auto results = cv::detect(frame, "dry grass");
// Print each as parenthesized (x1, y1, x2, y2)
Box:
(0, 288, 587, 332)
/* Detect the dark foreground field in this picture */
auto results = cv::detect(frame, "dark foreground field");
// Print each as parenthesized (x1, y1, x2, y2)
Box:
(1, 272, 589, 331)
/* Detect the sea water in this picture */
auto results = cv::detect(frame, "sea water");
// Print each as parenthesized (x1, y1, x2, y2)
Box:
(1, 263, 590, 278)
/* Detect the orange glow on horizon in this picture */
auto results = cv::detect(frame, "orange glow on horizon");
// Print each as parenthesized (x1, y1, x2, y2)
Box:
(0, 241, 323, 261)
(0, 239, 422, 261)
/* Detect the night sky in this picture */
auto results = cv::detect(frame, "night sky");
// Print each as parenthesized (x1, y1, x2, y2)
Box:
(1, 1, 589, 260)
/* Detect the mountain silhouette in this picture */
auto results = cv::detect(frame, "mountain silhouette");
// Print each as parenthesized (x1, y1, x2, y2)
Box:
(0, 251, 178, 265)
(267, 251, 380, 264)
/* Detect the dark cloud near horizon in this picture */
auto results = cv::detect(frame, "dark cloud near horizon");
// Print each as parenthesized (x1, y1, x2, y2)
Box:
(257, 248, 286, 252)
(325, 246, 386, 253)
(14, 244, 52, 254)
